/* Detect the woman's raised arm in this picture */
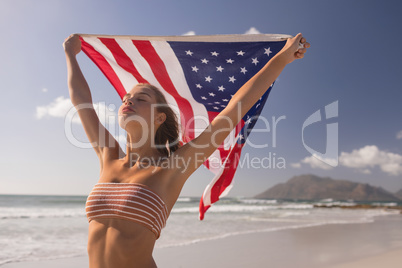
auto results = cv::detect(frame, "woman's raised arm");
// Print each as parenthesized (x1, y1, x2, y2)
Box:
(171, 33, 310, 181)
(63, 34, 124, 165)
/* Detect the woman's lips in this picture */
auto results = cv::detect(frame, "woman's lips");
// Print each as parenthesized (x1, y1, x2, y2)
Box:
(122, 107, 135, 113)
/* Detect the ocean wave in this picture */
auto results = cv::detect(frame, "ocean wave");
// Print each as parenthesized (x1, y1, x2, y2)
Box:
(239, 199, 278, 205)
(313, 201, 357, 207)
(371, 202, 398, 207)
(278, 203, 314, 209)
(0, 207, 85, 220)
(171, 203, 315, 214)
(171, 204, 275, 214)
(176, 197, 193, 202)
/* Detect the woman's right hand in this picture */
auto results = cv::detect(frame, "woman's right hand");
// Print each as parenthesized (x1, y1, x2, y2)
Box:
(63, 34, 82, 56)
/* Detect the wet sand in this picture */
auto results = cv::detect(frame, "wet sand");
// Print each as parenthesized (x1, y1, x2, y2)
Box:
(2, 214, 402, 268)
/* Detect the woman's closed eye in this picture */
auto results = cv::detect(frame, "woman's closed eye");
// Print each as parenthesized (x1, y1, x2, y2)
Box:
(122, 98, 145, 103)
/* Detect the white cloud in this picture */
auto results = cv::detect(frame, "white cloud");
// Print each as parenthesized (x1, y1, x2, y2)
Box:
(293, 145, 402, 176)
(244, 27, 261, 34)
(396, 130, 402, 139)
(339, 145, 402, 175)
(300, 155, 335, 170)
(36, 97, 119, 126)
(339, 145, 379, 169)
(36, 96, 74, 120)
(291, 162, 301, 168)
(42, 88, 48, 93)
(182, 30, 196, 36)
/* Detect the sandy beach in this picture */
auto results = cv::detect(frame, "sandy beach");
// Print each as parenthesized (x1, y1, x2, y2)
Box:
(2, 214, 401, 268)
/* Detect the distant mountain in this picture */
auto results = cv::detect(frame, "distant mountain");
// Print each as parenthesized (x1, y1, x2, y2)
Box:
(395, 189, 402, 199)
(255, 174, 400, 201)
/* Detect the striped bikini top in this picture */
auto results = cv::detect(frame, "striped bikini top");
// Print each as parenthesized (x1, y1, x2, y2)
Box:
(85, 183, 169, 239)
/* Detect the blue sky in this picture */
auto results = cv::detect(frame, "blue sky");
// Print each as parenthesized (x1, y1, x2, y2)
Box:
(0, 0, 401, 197)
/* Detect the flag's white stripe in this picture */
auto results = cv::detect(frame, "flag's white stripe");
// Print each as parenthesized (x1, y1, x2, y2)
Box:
(207, 150, 222, 175)
(82, 36, 138, 92)
(218, 184, 233, 198)
(151, 40, 209, 137)
(205, 125, 240, 175)
(202, 135, 241, 207)
(114, 39, 182, 127)
(80, 33, 293, 42)
(223, 126, 237, 150)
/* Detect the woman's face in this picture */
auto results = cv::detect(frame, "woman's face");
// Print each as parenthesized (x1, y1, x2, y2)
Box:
(118, 85, 163, 132)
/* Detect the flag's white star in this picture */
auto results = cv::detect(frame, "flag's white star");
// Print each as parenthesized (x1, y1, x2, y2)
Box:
(237, 50, 245, 56)
(264, 47, 272, 56)
(211, 51, 219, 56)
(214, 101, 220, 104)
(205, 76, 213, 82)
(218, 85, 225, 91)
(252, 58, 259, 65)
(216, 66, 224, 72)
(259, 97, 262, 100)
(196, 84, 202, 89)
(229, 76, 236, 83)
(226, 59, 234, 64)
(239, 134, 244, 140)
(222, 99, 229, 102)
(240, 67, 247, 74)
(213, 106, 219, 110)
(201, 96, 207, 100)
(256, 103, 260, 108)
(185, 50, 193, 56)
(192, 66, 199, 72)
(230, 94, 234, 97)
(220, 105, 226, 107)
(246, 117, 252, 124)
(201, 58, 209, 64)
(209, 92, 215, 97)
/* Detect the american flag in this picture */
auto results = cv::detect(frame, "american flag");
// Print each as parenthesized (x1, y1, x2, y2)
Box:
(79, 33, 290, 220)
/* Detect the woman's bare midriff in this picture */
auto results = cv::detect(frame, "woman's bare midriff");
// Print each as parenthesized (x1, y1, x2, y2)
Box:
(88, 218, 158, 268)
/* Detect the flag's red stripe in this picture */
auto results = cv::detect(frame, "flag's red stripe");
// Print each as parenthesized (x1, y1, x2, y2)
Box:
(199, 143, 244, 221)
(132, 40, 195, 141)
(199, 201, 210, 220)
(210, 142, 245, 203)
(218, 147, 230, 162)
(204, 159, 210, 169)
(98, 38, 149, 85)
(199, 111, 246, 220)
(80, 37, 127, 99)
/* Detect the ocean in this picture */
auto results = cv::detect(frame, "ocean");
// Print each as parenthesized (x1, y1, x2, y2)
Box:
(0, 194, 401, 266)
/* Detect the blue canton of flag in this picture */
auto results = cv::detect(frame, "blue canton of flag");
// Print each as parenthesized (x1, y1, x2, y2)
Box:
(169, 41, 285, 144)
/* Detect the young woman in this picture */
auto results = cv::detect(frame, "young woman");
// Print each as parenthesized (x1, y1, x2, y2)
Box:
(63, 33, 310, 268)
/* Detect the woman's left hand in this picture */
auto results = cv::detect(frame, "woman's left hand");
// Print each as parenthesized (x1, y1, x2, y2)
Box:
(277, 33, 310, 64)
